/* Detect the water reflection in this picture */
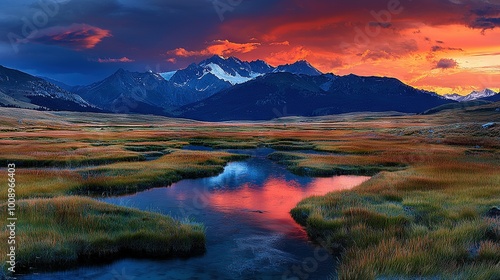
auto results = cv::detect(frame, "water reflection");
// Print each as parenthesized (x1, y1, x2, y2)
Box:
(207, 174, 368, 235)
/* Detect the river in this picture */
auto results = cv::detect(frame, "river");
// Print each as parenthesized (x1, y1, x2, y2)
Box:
(21, 148, 370, 280)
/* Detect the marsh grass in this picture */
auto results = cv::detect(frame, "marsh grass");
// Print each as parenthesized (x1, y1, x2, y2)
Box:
(292, 155, 500, 279)
(0, 150, 248, 199)
(0, 140, 144, 167)
(74, 150, 248, 196)
(268, 151, 407, 176)
(0, 196, 205, 274)
(188, 137, 258, 149)
(0, 106, 498, 278)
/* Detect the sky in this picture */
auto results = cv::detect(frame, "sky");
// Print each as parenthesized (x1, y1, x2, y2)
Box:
(0, 0, 499, 95)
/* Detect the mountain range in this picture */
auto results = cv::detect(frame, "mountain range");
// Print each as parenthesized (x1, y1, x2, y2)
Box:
(69, 56, 325, 115)
(174, 72, 453, 121)
(1, 55, 497, 121)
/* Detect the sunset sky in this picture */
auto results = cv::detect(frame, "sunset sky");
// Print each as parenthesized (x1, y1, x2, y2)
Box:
(0, 0, 499, 94)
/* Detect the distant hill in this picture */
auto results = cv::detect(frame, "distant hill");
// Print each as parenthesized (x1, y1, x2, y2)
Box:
(0, 65, 99, 112)
(481, 93, 500, 102)
(73, 69, 176, 115)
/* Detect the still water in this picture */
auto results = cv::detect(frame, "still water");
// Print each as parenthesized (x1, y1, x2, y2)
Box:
(21, 148, 369, 280)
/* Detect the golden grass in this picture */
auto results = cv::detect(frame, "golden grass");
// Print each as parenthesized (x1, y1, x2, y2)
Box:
(0, 140, 144, 167)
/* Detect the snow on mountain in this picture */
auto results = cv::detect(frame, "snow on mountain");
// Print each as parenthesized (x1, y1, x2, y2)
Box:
(197, 55, 272, 85)
(443, 89, 498, 102)
(461, 89, 497, 102)
(204, 63, 260, 85)
(443, 93, 464, 101)
(160, 71, 177, 81)
(165, 55, 326, 94)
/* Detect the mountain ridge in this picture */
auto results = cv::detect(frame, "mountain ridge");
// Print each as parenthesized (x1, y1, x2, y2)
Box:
(0, 65, 99, 112)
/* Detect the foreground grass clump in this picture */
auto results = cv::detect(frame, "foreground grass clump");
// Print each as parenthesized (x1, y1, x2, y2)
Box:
(0, 196, 205, 274)
(292, 158, 500, 279)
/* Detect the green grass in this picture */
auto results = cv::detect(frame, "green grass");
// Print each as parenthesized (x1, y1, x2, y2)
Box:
(0, 196, 205, 274)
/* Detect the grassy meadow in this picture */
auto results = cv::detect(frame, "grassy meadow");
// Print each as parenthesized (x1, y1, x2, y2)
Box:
(0, 102, 499, 278)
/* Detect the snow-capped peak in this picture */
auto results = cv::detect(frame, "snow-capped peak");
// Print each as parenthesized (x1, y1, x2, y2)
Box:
(463, 89, 497, 101)
(444, 88, 497, 102)
(273, 60, 323, 76)
(166, 56, 322, 93)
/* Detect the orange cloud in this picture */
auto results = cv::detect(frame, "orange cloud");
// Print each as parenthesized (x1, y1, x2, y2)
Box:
(167, 40, 260, 57)
(270, 41, 290, 46)
(166, 58, 177, 63)
(265, 46, 311, 66)
(97, 57, 134, 63)
(29, 24, 111, 50)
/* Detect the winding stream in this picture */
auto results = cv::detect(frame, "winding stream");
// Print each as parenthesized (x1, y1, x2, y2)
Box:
(21, 148, 370, 280)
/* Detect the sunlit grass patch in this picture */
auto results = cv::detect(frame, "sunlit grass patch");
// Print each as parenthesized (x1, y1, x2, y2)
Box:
(188, 137, 259, 149)
(0, 150, 248, 199)
(74, 149, 248, 196)
(0, 169, 83, 200)
(0, 140, 144, 167)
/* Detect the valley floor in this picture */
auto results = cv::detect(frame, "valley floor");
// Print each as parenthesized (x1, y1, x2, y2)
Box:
(0, 103, 499, 279)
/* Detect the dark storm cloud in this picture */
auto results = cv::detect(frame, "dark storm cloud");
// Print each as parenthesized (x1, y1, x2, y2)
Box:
(466, 2, 500, 30)
(435, 58, 458, 69)
(469, 16, 500, 29)
(431, 45, 464, 52)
